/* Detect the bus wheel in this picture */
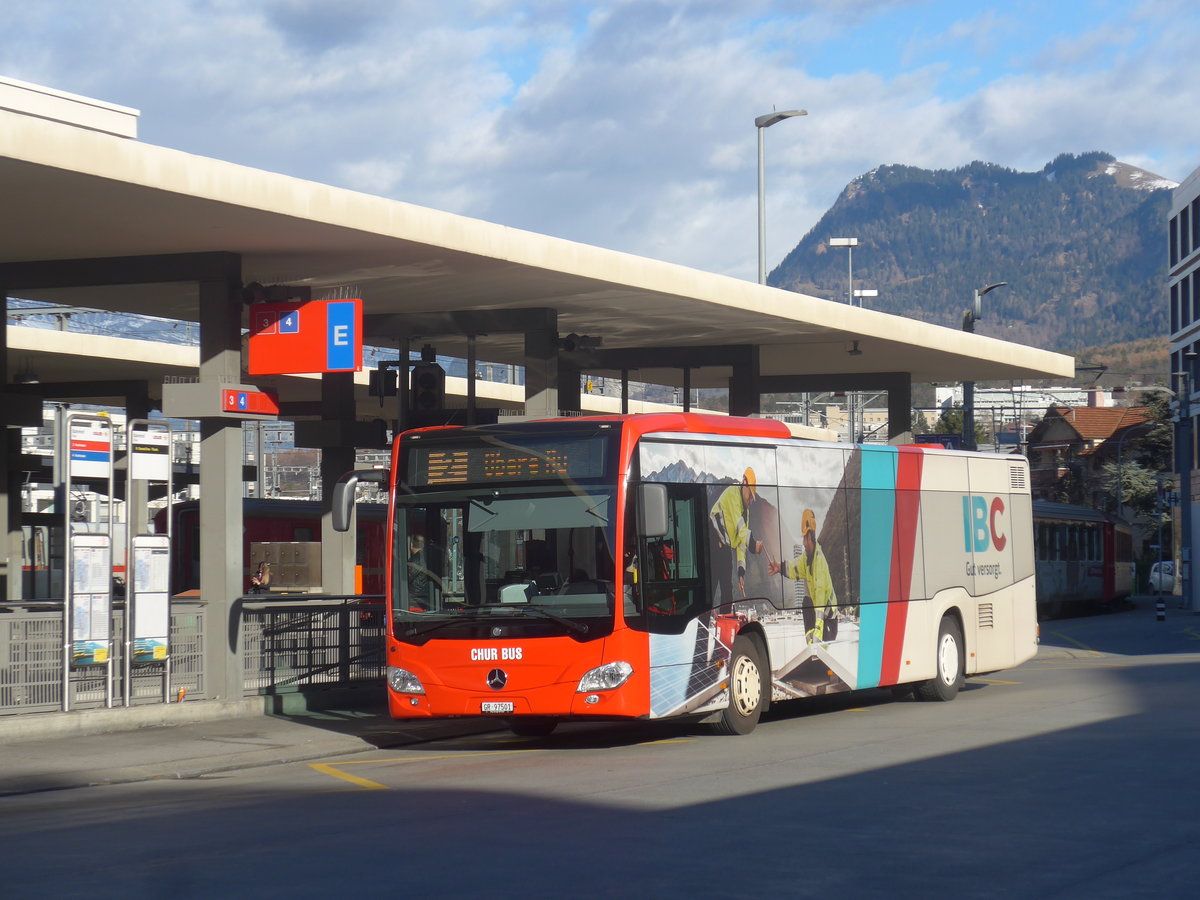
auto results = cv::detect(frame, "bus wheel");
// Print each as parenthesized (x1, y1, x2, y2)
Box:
(714, 636, 765, 735)
(915, 615, 964, 702)
(509, 717, 558, 737)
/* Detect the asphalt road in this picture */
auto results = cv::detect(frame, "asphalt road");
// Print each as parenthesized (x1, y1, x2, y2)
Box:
(2, 601, 1198, 899)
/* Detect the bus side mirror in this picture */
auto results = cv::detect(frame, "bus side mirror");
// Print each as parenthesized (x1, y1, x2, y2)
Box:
(637, 484, 669, 538)
(332, 469, 389, 532)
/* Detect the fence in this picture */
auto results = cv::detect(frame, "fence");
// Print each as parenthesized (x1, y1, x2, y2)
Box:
(0, 596, 385, 716)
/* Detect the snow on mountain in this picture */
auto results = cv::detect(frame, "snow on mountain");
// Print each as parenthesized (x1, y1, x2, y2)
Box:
(1099, 160, 1179, 192)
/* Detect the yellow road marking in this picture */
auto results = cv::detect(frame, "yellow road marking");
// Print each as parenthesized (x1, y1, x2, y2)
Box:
(309, 737, 693, 790)
(309, 749, 537, 790)
(639, 738, 696, 745)
(308, 762, 389, 790)
(1045, 632, 1104, 655)
(972, 677, 1021, 685)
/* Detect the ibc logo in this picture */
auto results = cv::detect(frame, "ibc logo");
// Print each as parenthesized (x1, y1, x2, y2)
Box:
(962, 495, 1007, 552)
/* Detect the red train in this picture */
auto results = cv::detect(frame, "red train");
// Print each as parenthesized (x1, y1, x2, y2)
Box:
(157, 498, 387, 595)
(1033, 500, 1133, 618)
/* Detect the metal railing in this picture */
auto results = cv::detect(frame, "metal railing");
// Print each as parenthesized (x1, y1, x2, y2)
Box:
(0, 595, 385, 716)
(242, 596, 386, 691)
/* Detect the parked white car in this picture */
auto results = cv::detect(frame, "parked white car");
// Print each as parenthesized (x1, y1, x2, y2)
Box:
(1149, 561, 1178, 592)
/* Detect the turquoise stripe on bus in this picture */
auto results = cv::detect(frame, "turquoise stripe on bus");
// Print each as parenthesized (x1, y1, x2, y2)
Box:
(857, 447, 897, 689)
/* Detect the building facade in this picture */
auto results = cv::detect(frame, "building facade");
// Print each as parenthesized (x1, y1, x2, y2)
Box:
(1168, 164, 1200, 612)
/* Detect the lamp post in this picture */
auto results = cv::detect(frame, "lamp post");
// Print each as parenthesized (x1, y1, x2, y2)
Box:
(1115, 378, 1192, 612)
(756, 109, 807, 284)
(852, 288, 877, 307)
(829, 237, 858, 302)
(1174, 366, 1197, 614)
(1114, 421, 1156, 514)
(962, 282, 1008, 451)
(830, 237, 860, 440)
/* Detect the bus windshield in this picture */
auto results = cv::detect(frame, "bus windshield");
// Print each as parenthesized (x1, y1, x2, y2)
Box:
(396, 487, 618, 643)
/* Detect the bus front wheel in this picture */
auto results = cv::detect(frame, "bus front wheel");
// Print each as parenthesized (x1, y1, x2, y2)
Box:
(915, 615, 964, 702)
(713, 636, 766, 735)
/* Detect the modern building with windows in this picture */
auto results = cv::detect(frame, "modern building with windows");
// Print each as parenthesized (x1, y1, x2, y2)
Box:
(1168, 164, 1200, 612)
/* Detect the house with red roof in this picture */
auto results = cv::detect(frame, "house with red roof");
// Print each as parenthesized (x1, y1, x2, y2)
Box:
(1025, 404, 1153, 507)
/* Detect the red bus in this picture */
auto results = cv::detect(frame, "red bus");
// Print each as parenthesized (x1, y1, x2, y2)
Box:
(333, 414, 1037, 735)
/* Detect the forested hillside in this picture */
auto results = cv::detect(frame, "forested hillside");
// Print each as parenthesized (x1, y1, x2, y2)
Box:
(770, 152, 1173, 355)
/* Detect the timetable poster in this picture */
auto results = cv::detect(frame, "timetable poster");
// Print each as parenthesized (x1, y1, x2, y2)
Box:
(131, 536, 171, 663)
(70, 535, 112, 667)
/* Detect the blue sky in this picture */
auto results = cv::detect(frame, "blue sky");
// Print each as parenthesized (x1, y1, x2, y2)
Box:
(2, 0, 1198, 280)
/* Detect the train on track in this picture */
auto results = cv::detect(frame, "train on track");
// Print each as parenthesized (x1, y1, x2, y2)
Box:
(1032, 499, 1132, 617)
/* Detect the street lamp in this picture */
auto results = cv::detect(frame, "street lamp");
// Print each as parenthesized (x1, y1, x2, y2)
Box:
(852, 288, 878, 307)
(829, 237, 861, 439)
(756, 109, 807, 284)
(962, 282, 1008, 451)
(1113, 421, 1156, 514)
(1113, 378, 1190, 613)
(829, 237, 858, 303)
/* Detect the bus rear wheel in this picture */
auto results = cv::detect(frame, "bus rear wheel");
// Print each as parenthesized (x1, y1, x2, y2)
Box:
(509, 717, 559, 737)
(915, 615, 964, 702)
(713, 636, 766, 735)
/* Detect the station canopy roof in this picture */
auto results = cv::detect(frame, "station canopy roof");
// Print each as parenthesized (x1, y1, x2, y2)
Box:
(0, 86, 1073, 397)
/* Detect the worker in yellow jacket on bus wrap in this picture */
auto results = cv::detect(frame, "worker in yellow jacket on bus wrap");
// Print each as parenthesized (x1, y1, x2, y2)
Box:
(709, 467, 764, 603)
(768, 508, 839, 642)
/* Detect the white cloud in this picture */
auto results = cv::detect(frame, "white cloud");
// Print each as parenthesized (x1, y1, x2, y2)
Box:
(2, 0, 1199, 281)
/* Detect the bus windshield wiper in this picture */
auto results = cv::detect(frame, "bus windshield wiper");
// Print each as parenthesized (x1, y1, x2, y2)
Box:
(400, 612, 474, 640)
(401, 604, 589, 638)
(472, 603, 590, 635)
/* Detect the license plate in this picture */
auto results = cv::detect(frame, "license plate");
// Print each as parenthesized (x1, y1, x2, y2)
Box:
(481, 701, 514, 714)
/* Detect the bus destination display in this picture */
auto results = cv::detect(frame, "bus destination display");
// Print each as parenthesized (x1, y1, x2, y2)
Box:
(407, 436, 607, 486)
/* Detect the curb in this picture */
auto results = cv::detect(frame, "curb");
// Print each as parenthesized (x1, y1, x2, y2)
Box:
(0, 698, 266, 743)
(0, 731, 373, 797)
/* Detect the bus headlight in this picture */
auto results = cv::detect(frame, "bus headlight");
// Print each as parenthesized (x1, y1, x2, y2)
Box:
(577, 661, 633, 692)
(387, 666, 426, 695)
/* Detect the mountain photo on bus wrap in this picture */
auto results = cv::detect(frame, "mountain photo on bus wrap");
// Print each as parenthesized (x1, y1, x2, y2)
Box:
(768, 151, 1176, 357)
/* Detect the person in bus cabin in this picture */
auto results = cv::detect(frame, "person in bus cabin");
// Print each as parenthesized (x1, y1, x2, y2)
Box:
(407, 534, 431, 610)
(709, 467, 764, 603)
(768, 508, 839, 643)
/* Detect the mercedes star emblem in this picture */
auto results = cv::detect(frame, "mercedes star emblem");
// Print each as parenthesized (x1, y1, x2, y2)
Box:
(487, 668, 507, 690)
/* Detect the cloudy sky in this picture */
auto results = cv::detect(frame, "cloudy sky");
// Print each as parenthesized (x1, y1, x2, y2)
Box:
(3, 0, 1199, 281)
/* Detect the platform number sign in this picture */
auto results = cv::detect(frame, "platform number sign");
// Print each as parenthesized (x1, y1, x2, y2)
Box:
(248, 299, 363, 375)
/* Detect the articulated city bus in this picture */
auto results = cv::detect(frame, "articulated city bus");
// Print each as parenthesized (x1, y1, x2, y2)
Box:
(333, 413, 1037, 735)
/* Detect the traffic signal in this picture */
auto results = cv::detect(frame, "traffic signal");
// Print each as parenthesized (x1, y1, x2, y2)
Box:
(368, 363, 398, 397)
(410, 362, 446, 412)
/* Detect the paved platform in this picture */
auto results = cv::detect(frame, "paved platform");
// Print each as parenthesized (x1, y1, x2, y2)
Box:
(0, 698, 501, 796)
(1, 595, 1194, 797)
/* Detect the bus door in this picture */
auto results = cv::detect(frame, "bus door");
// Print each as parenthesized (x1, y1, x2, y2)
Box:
(627, 483, 707, 633)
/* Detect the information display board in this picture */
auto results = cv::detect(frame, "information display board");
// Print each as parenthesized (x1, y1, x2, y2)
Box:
(70, 534, 113, 666)
(69, 420, 113, 479)
(406, 434, 610, 487)
(130, 535, 171, 663)
(129, 425, 171, 482)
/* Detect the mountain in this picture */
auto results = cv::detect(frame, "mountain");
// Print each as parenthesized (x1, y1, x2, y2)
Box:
(769, 152, 1177, 356)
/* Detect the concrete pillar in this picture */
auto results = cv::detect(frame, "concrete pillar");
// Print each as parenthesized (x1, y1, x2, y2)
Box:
(1, 287, 15, 602)
(197, 275, 245, 700)
(886, 373, 914, 443)
(558, 357, 581, 414)
(124, 387, 153, 536)
(320, 371, 357, 595)
(524, 312, 559, 418)
(729, 347, 761, 417)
